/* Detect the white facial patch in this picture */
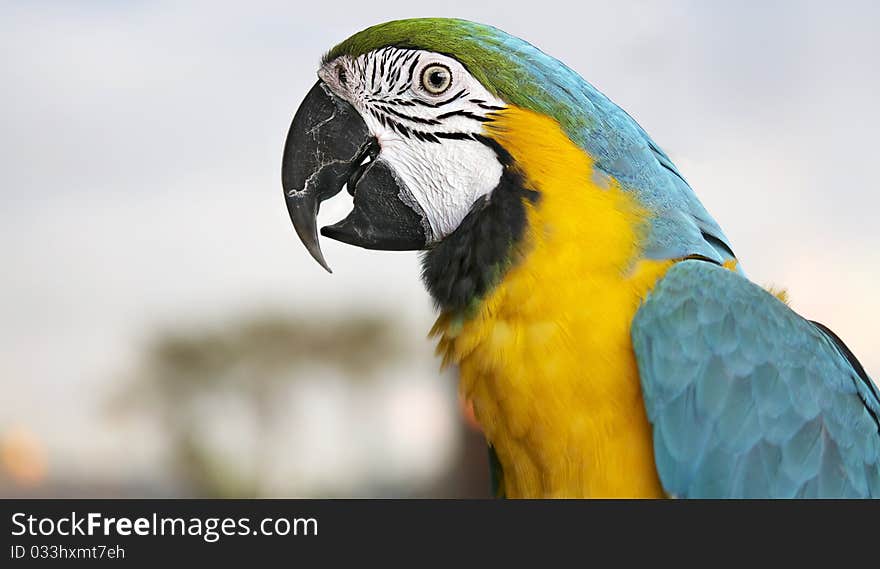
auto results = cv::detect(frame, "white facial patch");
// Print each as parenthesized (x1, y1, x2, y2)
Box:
(378, 136, 503, 238)
(318, 48, 507, 242)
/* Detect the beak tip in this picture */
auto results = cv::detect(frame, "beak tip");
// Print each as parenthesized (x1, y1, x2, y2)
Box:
(303, 240, 333, 273)
(296, 228, 333, 273)
(306, 246, 333, 273)
(286, 200, 333, 273)
(317, 257, 333, 274)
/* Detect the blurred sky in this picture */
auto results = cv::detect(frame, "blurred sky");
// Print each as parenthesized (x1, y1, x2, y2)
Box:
(1, 1, 879, 490)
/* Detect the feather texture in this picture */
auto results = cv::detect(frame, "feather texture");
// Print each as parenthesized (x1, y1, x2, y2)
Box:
(633, 260, 880, 498)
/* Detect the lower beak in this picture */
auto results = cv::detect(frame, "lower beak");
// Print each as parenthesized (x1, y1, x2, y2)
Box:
(281, 81, 427, 272)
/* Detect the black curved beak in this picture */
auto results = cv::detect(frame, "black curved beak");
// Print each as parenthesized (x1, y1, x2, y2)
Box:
(281, 81, 427, 272)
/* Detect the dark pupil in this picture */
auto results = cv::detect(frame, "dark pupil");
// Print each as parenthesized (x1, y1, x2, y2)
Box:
(429, 70, 445, 87)
(338, 67, 347, 85)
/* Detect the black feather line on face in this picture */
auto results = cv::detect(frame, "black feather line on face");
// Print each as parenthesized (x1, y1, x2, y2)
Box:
(377, 51, 386, 79)
(407, 54, 420, 84)
(375, 104, 441, 125)
(434, 132, 474, 141)
(421, 143, 538, 313)
(435, 109, 493, 122)
(411, 89, 468, 108)
(376, 114, 441, 143)
(389, 49, 405, 69)
(392, 121, 409, 137)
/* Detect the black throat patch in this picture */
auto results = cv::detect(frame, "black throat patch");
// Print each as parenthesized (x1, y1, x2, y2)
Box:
(420, 138, 539, 313)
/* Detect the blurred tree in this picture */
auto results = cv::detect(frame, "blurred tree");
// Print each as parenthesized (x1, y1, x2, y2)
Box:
(112, 312, 410, 497)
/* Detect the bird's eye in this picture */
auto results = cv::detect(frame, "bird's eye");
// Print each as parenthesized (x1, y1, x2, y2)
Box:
(337, 65, 348, 86)
(420, 64, 452, 95)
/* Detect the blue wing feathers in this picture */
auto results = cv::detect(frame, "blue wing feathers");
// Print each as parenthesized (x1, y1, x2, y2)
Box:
(633, 260, 880, 498)
(781, 417, 823, 485)
(695, 356, 733, 418)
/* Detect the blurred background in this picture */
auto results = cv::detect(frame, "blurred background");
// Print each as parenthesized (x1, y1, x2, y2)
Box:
(1, 0, 878, 497)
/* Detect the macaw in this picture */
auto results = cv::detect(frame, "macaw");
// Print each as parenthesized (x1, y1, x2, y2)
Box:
(280, 18, 880, 498)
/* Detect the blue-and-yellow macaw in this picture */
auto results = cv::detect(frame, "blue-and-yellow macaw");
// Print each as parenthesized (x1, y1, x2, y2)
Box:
(280, 18, 880, 498)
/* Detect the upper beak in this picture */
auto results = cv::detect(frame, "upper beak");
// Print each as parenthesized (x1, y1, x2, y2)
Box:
(281, 81, 427, 272)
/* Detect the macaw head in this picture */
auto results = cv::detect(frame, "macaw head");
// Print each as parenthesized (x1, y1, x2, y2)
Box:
(282, 19, 528, 271)
(283, 18, 736, 300)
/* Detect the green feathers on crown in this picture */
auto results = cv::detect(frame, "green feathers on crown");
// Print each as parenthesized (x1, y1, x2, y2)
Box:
(323, 18, 555, 116)
(325, 19, 494, 80)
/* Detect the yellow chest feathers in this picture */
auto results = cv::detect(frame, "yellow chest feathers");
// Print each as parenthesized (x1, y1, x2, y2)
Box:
(432, 107, 672, 498)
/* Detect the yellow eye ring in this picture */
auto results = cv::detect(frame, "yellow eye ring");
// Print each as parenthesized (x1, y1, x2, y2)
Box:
(420, 64, 452, 95)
